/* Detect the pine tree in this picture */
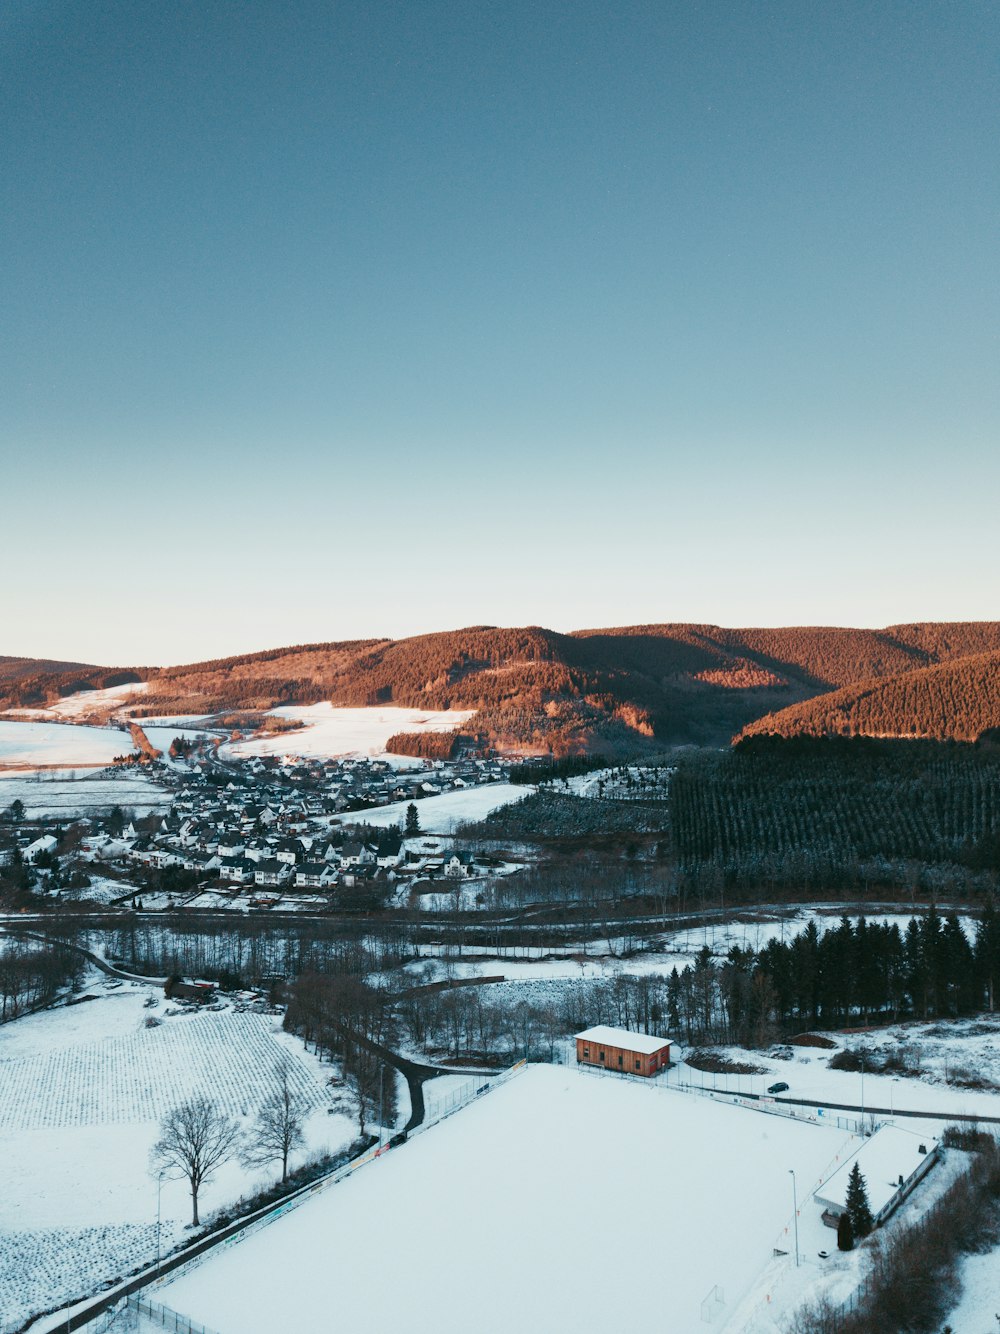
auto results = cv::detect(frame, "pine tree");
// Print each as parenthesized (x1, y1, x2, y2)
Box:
(404, 802, 420, 836)
(837, 1210, 855, 1251)
(846, 1161, 874, 1238)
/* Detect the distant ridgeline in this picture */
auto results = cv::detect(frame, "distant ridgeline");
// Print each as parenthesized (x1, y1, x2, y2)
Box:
(4, 621, 1000, 755)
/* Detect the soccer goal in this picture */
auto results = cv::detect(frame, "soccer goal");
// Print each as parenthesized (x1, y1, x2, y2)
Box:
(700, 1285, 726, 1323)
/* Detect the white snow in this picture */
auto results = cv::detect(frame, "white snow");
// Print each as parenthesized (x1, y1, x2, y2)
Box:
(945, 1245, 1000, 1332)
(7, 682, 150, 721)
(220, 704, 475, 766)
(157, 1065, 857, 1334)
(0, 720, 135, 771)
(339, 781, 531, 832)
(0, 981, 360, 1328)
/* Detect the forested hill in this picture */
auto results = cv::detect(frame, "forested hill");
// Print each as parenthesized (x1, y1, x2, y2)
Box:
(4, 621, 1000, 754)
(739, 649, 1000, 744)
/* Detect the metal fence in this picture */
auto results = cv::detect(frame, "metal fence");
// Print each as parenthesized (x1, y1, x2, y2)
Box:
(129, 1296, 220, 1334)
(575, 1059, 879, 1137)
(409, 1058, 528, 1139)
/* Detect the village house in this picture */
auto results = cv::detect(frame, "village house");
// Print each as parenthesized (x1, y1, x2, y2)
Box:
(294, 861, 337, 889)
(23, 834, 58, 863)
(444, 852, 476, 879)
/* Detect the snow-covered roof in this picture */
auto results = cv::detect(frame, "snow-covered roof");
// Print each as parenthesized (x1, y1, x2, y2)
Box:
(814, 1125, 939, 1218)
(575, 1026, 672, 1055)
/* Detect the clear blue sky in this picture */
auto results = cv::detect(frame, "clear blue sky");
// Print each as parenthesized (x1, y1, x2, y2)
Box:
(2, 1, 997, 665)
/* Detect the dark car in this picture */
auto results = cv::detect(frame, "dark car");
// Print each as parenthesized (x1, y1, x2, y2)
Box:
(767, 1081, 790, 1094)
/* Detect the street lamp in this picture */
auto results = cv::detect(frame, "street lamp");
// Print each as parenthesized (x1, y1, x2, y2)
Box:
(788, 1170, 800, 1267)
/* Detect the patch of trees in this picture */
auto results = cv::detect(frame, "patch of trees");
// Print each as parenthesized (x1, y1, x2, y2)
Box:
(670, 738, 1000, 897)
(0, 937, 86, 1022)
(96, 917, 409, 988)
(464, 790, 666, 841)
(385, 730, 458, 759)
(283, 973, 397, 1135)
(662, 907, 1000, 1048)
(509, 754, 610, 785)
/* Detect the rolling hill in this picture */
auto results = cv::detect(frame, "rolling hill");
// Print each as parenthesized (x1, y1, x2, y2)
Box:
(4, 622, 1000, 755)
(739, 648, 1000, 744)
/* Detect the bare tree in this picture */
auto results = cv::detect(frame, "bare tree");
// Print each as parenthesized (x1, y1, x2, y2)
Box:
(241, 1065, 307, 1184)
(151, 1096, 241, 1225)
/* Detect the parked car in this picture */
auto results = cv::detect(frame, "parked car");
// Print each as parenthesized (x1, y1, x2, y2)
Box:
(767, 1081, 789, 1094)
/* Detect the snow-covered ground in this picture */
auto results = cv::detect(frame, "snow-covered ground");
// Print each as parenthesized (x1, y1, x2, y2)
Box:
(659, 1038, 1000, 1125)
(0, 720, 136, 772)
(156, 1065, 860, 1334)
(945, 1246, 1000, 1332)
(0, 979, 361, 1328)
(6, 682, 150, 722)
(220, 704, 475, 766)
(0, 773, 169, 817)
(338, 781, 531, 832)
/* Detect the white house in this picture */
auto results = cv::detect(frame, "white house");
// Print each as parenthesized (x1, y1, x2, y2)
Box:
(23, 835, 58, 863)
(814, 1126, 940, 1227)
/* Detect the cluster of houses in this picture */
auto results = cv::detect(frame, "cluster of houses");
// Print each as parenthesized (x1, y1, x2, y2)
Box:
(2, 750, 511, 910)
(120, 802, 485, 902)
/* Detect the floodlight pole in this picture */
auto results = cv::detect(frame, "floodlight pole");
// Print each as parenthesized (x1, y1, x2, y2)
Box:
(156, 1169, 165, 1266)
(788, 1170, 800, 1267)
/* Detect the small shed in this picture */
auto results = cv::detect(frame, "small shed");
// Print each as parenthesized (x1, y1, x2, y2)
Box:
(575, 1025, 673, 1077)
(164, 978, 217, 1004)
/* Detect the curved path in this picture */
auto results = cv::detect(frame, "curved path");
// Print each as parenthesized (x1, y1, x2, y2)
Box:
(0, 925, 167, 986)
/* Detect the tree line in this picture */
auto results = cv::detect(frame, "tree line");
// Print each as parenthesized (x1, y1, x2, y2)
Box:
(0, 937, 86, 1022)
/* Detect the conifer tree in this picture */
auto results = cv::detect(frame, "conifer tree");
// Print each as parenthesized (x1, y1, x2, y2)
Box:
(404, 802, 420, 836)
(846, 1162, 874, 1238)
(837, 1210, 854, 1252)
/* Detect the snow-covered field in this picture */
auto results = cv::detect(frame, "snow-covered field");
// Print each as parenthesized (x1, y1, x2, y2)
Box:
(339, 781, 531, 832)
(0, 980, 359, 1328)
(221, 704, 475, 766)
(0, 720, 135, 772)
(6, 682, 150, 722)
(157, 1065, 857, 1334)
(0, 773, 169, 817)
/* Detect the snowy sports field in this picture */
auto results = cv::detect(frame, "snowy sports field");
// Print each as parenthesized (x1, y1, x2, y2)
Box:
(157, 1065, 857, 1334)
(0, 980, 361, 1329)
(220, 703, 475, 765)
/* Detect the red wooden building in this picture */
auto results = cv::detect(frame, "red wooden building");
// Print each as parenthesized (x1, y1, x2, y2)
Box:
(575, 1025, 673, 1077)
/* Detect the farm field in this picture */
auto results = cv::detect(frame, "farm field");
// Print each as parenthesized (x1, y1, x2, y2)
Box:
(221, 703, 474, 765)
(157, 1065, 865, 1334)
(339, 781, 531, 832)
(0, 720, 134, 772)
(0, 772, 169, 817)
(0, 979, 361, 1329)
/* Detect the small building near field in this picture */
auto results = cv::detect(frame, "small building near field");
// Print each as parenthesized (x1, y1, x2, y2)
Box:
(575, 1025, 673, 1077)
(814, 1125, 940, 1228)
(164, 978, 217, 1004)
